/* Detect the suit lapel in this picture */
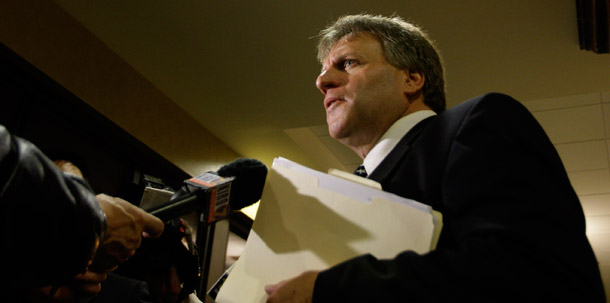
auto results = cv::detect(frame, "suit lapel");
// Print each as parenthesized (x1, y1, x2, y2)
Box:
(368, 116, 435, 184)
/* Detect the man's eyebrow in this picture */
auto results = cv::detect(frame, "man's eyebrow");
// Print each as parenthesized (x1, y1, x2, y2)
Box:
(330, 53, 355, 65)
(320, 49, 362, 71)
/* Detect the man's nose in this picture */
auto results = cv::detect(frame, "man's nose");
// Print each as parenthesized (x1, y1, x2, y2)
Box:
(315, 69, 341, 95)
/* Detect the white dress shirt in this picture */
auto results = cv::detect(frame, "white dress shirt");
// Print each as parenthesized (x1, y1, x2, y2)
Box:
(362, 110, 436, 175)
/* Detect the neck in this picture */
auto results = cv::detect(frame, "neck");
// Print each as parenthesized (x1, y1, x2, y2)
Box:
(346, 99, 432, 160)
(403, 94, 430, 116)
(345, 140, 376, 160)
(338, 121, 391, 159)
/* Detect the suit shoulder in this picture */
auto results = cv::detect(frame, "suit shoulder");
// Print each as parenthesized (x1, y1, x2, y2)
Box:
(456, 92, 520, 107)
(447, 92, 528, 117)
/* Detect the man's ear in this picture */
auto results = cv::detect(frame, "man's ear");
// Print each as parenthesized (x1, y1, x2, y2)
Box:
(402, 70, 425, 96)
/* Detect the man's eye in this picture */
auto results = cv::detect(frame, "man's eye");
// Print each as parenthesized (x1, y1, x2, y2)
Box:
(343, 60, 356, 68)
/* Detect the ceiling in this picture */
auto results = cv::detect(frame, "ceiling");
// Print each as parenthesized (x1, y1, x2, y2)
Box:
(51, 0, 610, 296)
(52, 0, 610, 172)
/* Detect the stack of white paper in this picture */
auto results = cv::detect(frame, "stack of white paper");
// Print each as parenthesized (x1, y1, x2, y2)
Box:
(216, 157, 442, 303)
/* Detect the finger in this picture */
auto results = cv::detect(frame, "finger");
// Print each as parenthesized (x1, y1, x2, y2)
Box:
(107, 265, 119, 272)
(264, 280, 286, 295)
(119, 197, 164, 239)
(264, 284, 277, 295)
(142, 212, 165, 238)
(91, 262, 118, 273)
(89, 249, 121, 273)
(50, 286, 76, 301)
(74, 271, 107, 284)
(70, 280, 103, 296)
(104, 240, 137, 262)
(79, 282, 103, 295)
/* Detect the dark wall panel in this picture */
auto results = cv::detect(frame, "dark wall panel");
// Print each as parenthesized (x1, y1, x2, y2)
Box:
(0, 42, 189, 203)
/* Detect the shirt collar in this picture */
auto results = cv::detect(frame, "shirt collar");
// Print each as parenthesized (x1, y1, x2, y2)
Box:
(363, 110, 436, 175)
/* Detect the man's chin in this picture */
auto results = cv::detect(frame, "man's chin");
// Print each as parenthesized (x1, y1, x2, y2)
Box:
(326, 123, 345, 140)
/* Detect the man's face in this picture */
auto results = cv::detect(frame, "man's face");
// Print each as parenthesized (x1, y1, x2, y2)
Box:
(316, 33, 411, 151)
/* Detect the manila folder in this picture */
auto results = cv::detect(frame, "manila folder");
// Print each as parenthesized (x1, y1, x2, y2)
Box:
(216, 157, 441, 303)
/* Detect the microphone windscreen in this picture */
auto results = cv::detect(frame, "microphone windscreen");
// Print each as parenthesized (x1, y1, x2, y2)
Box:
(217, 158, 268, 210)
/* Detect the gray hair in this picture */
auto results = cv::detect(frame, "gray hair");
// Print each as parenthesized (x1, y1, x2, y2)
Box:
(317, 14, 446, 113)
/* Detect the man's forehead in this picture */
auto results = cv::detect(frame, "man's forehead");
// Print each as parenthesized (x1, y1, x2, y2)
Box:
(334, 32, 378, 49)
(322, 33, 381, 63)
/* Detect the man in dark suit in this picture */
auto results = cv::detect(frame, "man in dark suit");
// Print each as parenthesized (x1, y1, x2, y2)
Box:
(265, 14, 606, 302)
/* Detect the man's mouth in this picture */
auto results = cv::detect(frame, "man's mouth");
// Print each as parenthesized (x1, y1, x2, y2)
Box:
(324, 97, 343, 111)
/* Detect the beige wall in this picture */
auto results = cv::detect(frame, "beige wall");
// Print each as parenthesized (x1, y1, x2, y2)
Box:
(0, 0, 239, 175)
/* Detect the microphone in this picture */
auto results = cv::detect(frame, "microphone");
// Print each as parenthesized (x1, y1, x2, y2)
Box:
(146, 158, 267, 222)
(217, 158, 268, 211)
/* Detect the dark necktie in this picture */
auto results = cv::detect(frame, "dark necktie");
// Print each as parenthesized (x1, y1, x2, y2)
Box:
(354, 164, 368, 178)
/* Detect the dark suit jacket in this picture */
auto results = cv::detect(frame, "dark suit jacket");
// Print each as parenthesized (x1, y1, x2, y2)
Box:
(313, 93, 605, 302)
